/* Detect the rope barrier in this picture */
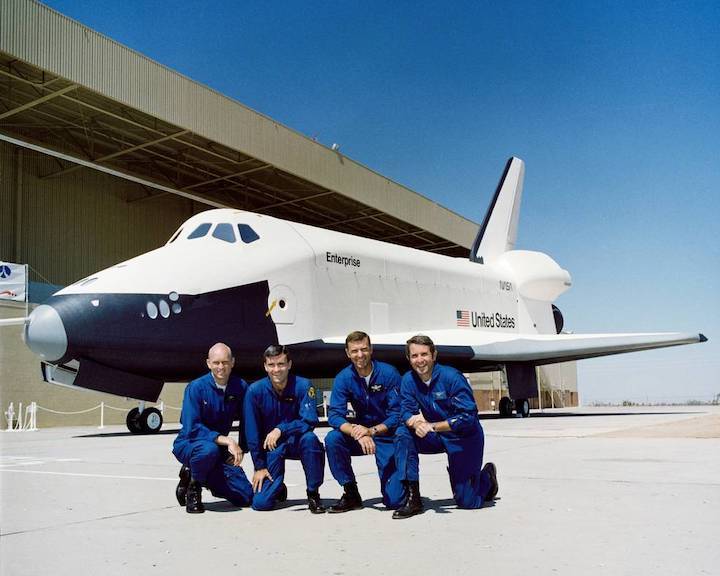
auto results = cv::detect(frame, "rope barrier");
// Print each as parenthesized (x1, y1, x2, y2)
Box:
(36, 404, 102, 415)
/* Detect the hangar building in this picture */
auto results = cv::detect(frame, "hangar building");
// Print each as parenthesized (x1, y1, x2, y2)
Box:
(0, 0, 577, 429)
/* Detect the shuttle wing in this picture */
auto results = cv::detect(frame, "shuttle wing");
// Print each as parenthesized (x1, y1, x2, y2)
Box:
(322, 330, 707, 367)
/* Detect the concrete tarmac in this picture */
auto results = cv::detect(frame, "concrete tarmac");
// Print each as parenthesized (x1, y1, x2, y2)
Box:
(2, 406, 719, 576)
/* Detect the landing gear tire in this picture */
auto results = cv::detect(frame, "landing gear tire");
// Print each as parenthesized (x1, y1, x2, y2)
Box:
(499, 396, 513, 417)
(126, 407, 143, 434)
(515, 398, 530, 418)
(139, 407, 163, 434)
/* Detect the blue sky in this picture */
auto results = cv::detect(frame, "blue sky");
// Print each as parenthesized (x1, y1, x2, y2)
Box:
(43, 0, 719, 403)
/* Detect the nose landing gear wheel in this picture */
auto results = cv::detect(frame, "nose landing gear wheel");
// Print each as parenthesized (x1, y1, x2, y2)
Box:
(126, 407, 163, 434)
(515, 398, 530, 418)
(140, 407, 163, 434)
(126, 407, 143, 434)
(499, 396, 513, 417)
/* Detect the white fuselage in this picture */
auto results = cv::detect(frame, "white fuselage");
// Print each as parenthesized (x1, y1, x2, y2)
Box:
(57, 208, 571, 345)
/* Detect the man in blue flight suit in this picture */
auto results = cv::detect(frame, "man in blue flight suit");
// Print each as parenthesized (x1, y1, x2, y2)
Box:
(325, 331, 406, 513)
(393, 334, 499, 519)
(172, 342, 254, 513)
(244, 345, 326, 513)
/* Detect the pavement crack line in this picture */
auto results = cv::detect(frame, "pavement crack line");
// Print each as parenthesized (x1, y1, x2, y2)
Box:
(1, 505, 179, 537)
(515, 475, 720, 488)
(0, 469, 177, 481)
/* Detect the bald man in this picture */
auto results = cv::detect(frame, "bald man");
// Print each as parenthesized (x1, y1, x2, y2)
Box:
(172, 343, 253, 513)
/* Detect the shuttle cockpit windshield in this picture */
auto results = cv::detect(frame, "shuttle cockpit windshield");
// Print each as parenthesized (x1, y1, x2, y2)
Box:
(174, 222, 260, 245)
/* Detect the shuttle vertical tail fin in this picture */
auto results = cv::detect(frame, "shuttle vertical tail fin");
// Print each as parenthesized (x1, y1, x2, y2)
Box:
(470, 157, 525, 263)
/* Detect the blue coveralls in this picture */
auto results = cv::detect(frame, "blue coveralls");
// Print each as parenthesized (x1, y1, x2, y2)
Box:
(395, 363, 492, 509)
(172, 373, 253, 507)
(325, 360, 406, 508)
(244, 374, 325, 511)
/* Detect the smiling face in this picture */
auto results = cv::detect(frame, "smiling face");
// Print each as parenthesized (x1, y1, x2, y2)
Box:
(206, 343, 234, 386)
(346, 337, 373, 377)
(264, 353, 292, 389)
(407, 342, 437, 381)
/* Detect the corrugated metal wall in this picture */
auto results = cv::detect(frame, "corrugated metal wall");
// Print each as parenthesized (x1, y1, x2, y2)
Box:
(0, 141, 18, 261)
(2, 141, 194, 286)
(0, 0, 478, 248)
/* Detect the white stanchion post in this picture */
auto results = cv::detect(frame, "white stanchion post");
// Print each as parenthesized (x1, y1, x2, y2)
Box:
(17, 402, 23, 431)
(99, 402, 105, 429)
(159, 401, 164, 415)
(31, 402, 37, 430)
(6, 402, 14, 431)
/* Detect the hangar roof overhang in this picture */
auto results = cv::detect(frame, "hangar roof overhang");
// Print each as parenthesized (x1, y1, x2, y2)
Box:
(0, 0, 477, 257)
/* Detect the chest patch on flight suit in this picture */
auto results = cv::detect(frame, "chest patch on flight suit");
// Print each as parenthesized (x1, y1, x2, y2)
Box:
(282, 396, 296, 403)
(226, 395, 237, 402)
(369, 383, 383, 393)
(433, 391, 447, 400)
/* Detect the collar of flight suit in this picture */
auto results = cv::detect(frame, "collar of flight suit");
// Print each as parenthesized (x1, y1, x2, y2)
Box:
(350, 360, 375, 386)
(413, 363, 441, 389)
(267, 373, 297, 399)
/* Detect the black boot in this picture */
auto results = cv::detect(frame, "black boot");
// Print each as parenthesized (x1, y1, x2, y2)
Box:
(392, 481, 423, 519)
(277, 483, 288, 503)
(307, 489, 326, 514)
(328, 482, 363, 513)
(483, 462, 499, 500)
(186, 480, 205, 514)
(175, 465, 191, 506)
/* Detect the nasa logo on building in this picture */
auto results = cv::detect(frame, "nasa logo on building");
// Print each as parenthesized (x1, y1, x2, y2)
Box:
(0, 262, 26, 301)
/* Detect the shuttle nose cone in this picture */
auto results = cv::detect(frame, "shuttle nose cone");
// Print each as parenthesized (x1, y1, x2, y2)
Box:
(24, 305, 68, 362)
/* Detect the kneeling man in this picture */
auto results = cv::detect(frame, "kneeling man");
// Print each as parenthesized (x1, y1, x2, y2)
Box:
(325, 331, 406, 512)
(393, 335, 498, 519)
(244, 345, 326, 513)
(172, 343, 253, 513)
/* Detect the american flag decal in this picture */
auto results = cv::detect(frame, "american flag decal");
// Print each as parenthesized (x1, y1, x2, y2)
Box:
(456, 310, 470, 327)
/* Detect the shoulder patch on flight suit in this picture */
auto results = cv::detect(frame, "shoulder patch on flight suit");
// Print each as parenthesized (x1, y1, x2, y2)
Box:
(307, 386, 316, 399)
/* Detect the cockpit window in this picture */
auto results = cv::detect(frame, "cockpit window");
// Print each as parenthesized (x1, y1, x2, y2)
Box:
(187, 223, 211, 239)
(212, 223, 236, 243)
(238, 224, 260, 244)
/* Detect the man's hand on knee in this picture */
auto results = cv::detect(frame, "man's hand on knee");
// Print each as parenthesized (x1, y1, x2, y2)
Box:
(252, 468, 273, 492)
(226, 439, 244, 466)
(357, 435, 376, 455)
(263, 427, 282, 451)
(215, 434, 244, 466)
